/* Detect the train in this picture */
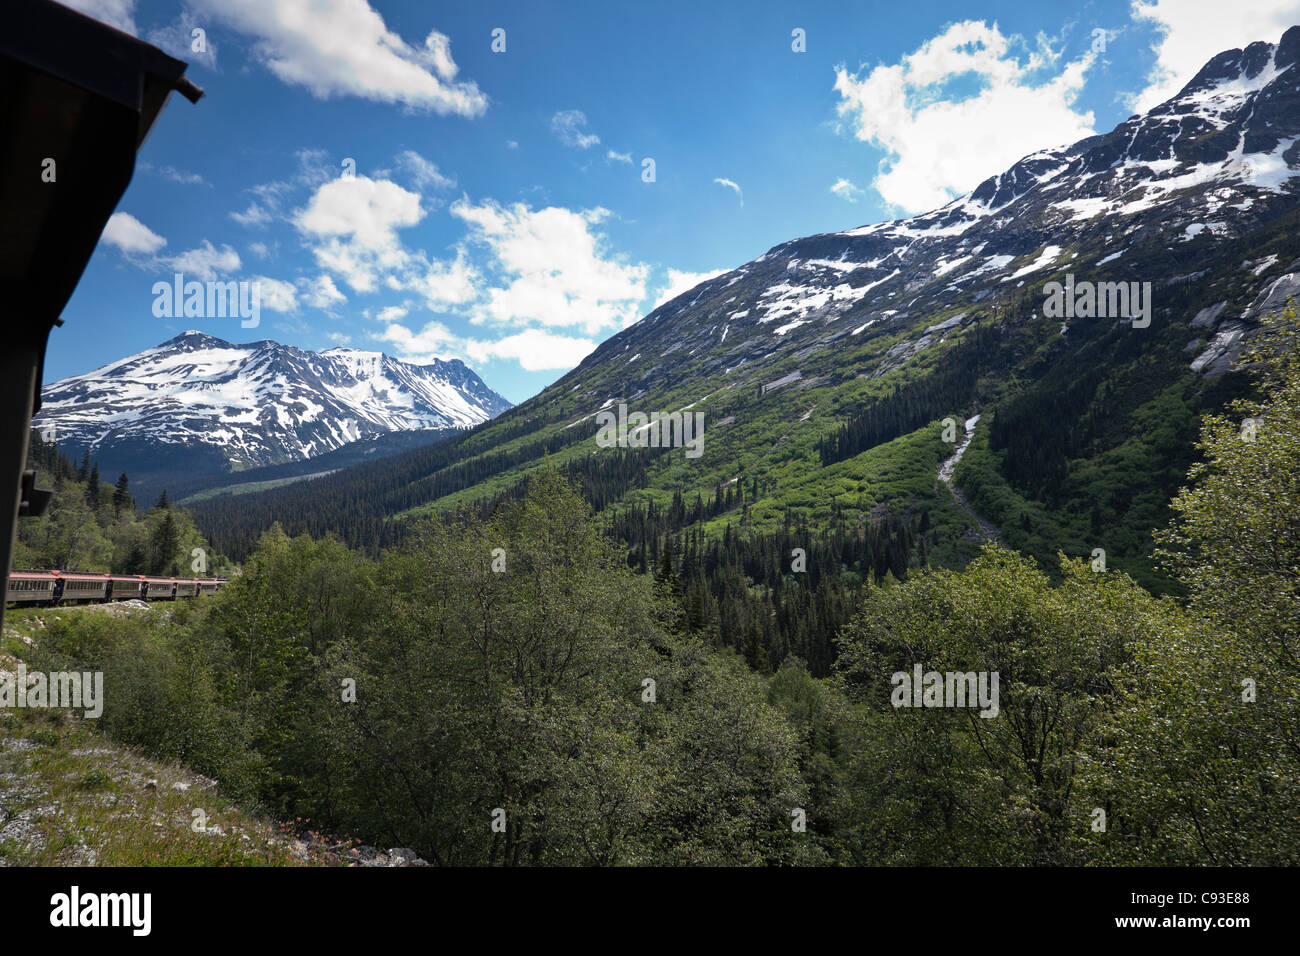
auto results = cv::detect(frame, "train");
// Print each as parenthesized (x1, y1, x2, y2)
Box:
(5, 569, 229, 607)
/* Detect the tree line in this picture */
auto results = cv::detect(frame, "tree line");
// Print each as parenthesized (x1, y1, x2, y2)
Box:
(17, 435, 229, 576)
(27, 308, 1300, 862)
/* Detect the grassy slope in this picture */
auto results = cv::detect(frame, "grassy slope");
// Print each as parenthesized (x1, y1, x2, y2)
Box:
(404, 224, 1292, 585)
(0, 608, 334, 867)
(190, 213, 1300, 592)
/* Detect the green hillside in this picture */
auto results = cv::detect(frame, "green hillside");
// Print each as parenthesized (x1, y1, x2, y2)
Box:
(187, 213, 1300, 673)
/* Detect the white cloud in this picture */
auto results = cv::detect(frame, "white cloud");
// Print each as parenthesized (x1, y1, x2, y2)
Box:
(713, 177, 743, 206)
(551, 110, 601, 149)
(465, 329, 596, 371)
(651, 268, 727, 311)
(372, 197, 653, 372)
(190, 0, 487, 115)
(830, 178, 866, 202)
(161, 240, 241, 280)
(395, 149, 455, 190)
(376, 319, 458, 359)
(262, 155, 657, 373)
(249, 149, 335, 208)
(302, 274, 347, 310)
(420, 31, 460, 81)
(231, 202, 273, 227)
(408, 254, 479, 309)
(451, 199, 649, 334)
(834, 20, 1097, 213)
(146, 11, 218, 69)
(292, 172, 477, 309)
(296, 175, 424, 245)
(310, 239, 393, 293)
(606, 149, 633, 164)
(294, 175, 424, 291)
(101, 212, 166, 255)
(140, 163, 209, 186)
(379, 322, 595, 372)
(1129, 0, 1299, 111)
(58, 0, 136, 33)
(251, 275, 298, 313)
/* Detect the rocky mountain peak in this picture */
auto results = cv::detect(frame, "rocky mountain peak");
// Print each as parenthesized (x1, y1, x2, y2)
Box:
(33, 333, 512, 481)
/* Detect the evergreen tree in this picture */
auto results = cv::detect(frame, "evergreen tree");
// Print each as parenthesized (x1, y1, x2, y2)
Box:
(113, 472, 131, 515)
(149, 509, 181, 575)
(122, 542, 148, 575)
(744, 617, 771, 674)
(655, 534, 680, 596)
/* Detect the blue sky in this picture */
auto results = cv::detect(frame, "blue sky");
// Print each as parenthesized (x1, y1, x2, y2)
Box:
(54, 0, 1300, 403)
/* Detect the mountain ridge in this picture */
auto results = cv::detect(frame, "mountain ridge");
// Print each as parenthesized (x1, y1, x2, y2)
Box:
(33, 330, 511, 497)
(181, 28, 1300, 596)
(589, 26, 1300, 397)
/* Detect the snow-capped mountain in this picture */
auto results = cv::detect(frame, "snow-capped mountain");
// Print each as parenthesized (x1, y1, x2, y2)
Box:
(588, 26, 1300, 390)
(191, 27, 1300, 584)
(35, 331, 511, 476)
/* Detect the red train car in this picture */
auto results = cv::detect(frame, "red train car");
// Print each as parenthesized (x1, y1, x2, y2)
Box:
(5, 570, 57, 605)
(6, 570, 229, 606)
(53, 571, 111, 604)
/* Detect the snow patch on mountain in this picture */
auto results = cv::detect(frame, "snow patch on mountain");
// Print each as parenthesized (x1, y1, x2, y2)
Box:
(34, 332, 511, 470)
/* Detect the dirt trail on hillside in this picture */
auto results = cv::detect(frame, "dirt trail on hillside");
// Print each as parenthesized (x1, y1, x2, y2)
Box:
(936, 415, 1000, 544)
